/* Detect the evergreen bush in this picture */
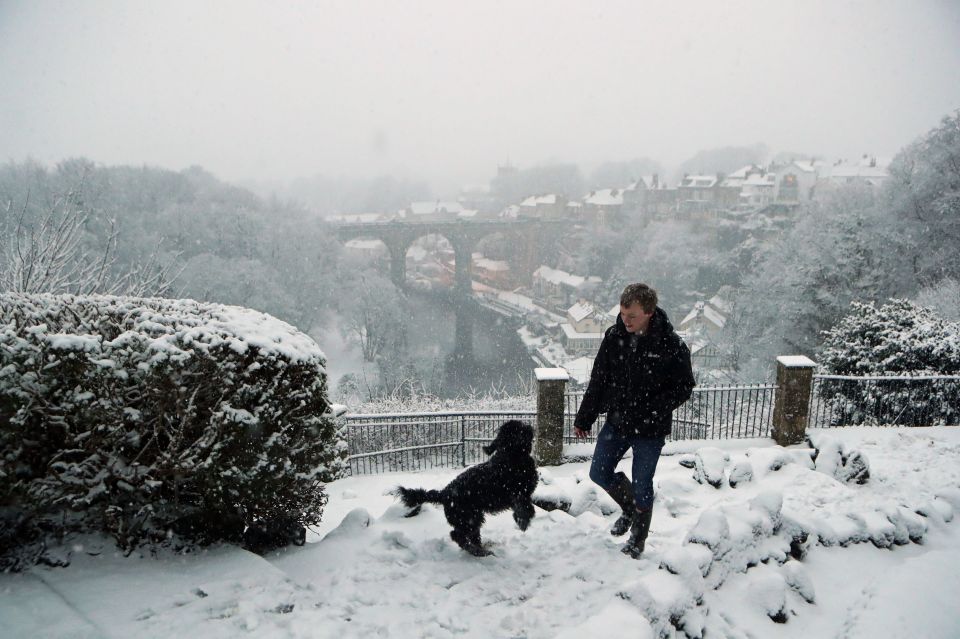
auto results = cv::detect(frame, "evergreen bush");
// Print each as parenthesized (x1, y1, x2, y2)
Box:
(0, 292, 346, 570)
(818, 299, 960, 425)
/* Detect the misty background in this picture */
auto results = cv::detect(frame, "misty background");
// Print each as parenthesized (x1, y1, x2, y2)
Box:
(3, 1, 959, 195)
(2, 0, 959, 400)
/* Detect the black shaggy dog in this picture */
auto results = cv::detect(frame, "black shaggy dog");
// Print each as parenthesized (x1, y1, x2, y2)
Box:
(394, 420, 538, 556)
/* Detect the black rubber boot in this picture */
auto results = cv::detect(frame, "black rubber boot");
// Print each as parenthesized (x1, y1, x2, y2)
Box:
(605, 472, 635, 536)
(621, 508, 653, 559)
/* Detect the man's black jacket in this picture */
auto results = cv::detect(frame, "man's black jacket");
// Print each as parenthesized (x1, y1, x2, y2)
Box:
(574, 307, 695, 438)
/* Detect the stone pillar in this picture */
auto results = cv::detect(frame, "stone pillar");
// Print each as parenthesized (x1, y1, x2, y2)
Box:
(384, 241, 407, 289)
(535, 367, 568, 466)
(771, 355, 816, 446)
(452, 242, 473, 294)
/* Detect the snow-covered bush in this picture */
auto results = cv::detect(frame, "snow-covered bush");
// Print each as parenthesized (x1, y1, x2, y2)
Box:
(0, 293, 346, 570)
(818, 299, 960, 425)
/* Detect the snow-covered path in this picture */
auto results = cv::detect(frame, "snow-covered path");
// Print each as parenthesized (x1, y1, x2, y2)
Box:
(3, 427, 960, 638)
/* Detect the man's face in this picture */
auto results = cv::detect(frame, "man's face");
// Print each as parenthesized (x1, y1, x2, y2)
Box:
(620, 303, 653, 334)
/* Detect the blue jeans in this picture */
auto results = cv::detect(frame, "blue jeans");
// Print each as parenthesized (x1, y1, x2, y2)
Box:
(588, 420, 665, 511)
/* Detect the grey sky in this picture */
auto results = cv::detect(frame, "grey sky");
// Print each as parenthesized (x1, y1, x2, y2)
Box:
(2, 0, 959, 194)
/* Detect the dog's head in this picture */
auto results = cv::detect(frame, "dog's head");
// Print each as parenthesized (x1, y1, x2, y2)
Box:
(483, 420, 534, 456)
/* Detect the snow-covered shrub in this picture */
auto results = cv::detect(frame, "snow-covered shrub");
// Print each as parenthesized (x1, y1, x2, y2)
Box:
(808, 434, 870, 485)
(0, 293, 346, 569)
(818, 299, 960, 425)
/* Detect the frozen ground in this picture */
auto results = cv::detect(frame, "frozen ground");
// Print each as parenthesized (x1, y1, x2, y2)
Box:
(2, 427, 960, 638)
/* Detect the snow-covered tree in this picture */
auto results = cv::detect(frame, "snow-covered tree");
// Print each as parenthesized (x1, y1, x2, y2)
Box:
(735, 186, 899, 374)
(339, 270, 407, 362)
(884, 111, 960, 283)
(0, 182, 178, 297)
(915, 278, 960, 322)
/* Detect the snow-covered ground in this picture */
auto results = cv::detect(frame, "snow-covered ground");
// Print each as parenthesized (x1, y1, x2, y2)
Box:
(3, 427, 960, 638)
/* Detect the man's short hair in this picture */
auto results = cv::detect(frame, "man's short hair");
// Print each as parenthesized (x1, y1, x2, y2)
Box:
(620, 283, 657, 313)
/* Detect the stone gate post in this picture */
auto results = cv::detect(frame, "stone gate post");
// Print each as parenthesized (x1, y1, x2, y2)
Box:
(771, 355, 816, 446)
(535, 367, 568, 465)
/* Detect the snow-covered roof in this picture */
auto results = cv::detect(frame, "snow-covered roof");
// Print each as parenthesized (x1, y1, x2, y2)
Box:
(534, 265, 586, 288)
(496, 290, 541, 313)
(822, 164, 889, 180)
(791, 160, 818, 173)
(583, 189, 623, 206)
(408, 201, 463, 216)
(708, 287, 734, 314)
(567, 301, 595, 323)
(625, 175, 667, 191)
(743, 172, 776, 187)
(681, 301, 726, 330)
(678, 330, 711, 355)
(328, 213, 384, 223)
(475, 257, 509, 272)
(521, 194, 559, 207)
(702, 304, 726, 328)
(681, 175, 718, 188)
(457, 208, 478, 219)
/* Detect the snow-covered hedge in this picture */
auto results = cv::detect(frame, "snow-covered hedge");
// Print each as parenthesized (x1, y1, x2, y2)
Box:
(0, 293, 347, 569)
(818, 299, 960, 425)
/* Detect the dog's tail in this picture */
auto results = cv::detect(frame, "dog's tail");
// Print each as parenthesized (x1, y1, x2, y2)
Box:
(393, 486, 444, 508)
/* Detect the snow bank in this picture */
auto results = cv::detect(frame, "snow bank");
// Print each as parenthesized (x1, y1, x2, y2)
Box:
(3, 427, 960, 638)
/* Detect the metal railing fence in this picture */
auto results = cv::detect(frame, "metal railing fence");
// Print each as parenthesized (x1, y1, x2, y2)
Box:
(562, 383, 777, 443)
(342, 383, 777, 475)
(809, 375, 960, 427)
(339, 376, 959, 476)
(343, 410, 535, 475)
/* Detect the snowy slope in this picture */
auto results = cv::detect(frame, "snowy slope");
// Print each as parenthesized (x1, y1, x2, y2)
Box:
(2, 427, 959, 638)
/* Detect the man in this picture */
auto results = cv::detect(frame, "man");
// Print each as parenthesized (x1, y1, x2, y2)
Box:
(574, 283, 695, 558)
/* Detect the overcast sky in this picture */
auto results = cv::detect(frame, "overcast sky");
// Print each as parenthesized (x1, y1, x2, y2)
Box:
(2, 0, 959, 194)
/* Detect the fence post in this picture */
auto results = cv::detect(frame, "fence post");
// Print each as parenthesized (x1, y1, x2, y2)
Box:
(535, 367, 568, 465)
(460, 414, 466, 467)
(772, 355, 816, 446)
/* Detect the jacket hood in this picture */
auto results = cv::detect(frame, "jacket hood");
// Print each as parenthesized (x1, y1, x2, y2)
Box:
(613, 306, 674, 339)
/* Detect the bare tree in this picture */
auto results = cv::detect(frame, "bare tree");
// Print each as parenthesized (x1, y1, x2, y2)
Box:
(0, 185, 180, 297)
(339, 271, 406, 362)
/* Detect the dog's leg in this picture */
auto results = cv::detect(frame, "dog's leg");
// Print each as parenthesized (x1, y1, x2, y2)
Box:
(512, 498, 535, 531)
(449, 511, 491, 557)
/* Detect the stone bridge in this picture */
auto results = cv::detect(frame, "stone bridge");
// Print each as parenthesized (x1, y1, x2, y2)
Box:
(334, 218, 560, 291)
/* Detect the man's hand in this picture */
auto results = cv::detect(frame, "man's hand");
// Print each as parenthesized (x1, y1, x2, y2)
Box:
(574, 427, 589, 440)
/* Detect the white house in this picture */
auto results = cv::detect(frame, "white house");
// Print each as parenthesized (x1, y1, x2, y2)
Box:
(532, 266, 600, 309)
(519, 194, 569, 219)
(680, 301, 727, 338)
(816, 157, 890, 192)
(774, 160, 820, 203)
